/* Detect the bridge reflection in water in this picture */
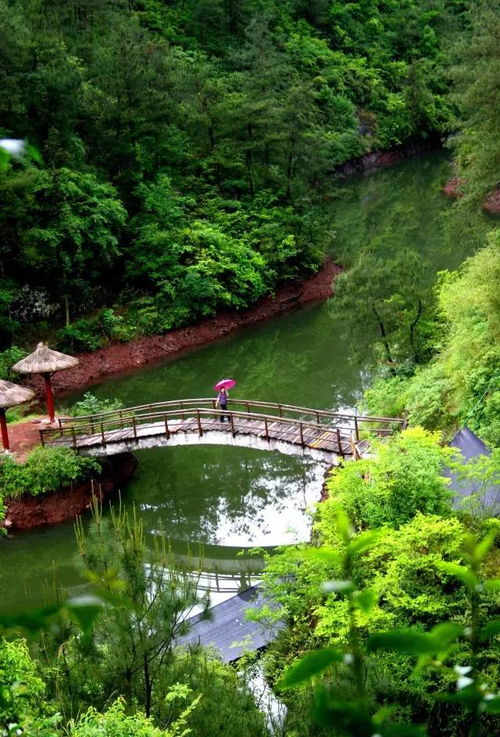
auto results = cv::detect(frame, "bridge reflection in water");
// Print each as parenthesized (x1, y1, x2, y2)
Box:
(44, 399, 404, 660)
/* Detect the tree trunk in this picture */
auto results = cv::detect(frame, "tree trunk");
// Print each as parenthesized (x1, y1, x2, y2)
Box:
(371, 303, 395, 373)
(409, 297, 423, 363)
(63, 294, 70, 327)
(143, 652, 152, 718)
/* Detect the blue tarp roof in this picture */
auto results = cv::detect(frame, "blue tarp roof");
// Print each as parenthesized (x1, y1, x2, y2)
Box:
(447, 427, 499, 513)
(179, 585, 283, 662)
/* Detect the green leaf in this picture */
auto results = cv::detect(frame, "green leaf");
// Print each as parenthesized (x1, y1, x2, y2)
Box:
(279, 648, 343, 689)
(334, 510, 354, 545)
(485, 579, 500, 592)
(481, 618, 500, 640)
(472, 530, 496, 563)
(483, 696, 500, 714)
(0, 604, 61, 633)
(302, 547, 341, 566)
(438, 562, 477, 589)
(429, 622, 463, 648)
(65, 595, 103, 633)
(367, 631, 437, 655)
(346, 530, 382, 558)
(353, 589, 377, 613)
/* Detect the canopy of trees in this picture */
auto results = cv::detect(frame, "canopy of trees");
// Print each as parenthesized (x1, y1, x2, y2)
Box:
(0, 0, 472, 352)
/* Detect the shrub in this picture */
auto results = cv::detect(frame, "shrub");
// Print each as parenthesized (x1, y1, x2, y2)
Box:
(0, 447, 100, 499)
(71, 392, 123, 417)
(0, 346, 27, 381)
(318, 428, 454, 532)
(56, 318, 106, 353)
(69, 695, 201, 737)
(0, 639, 59, 737)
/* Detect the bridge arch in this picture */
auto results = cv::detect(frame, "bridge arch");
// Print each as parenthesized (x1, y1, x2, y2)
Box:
(41, 397, 405, 465)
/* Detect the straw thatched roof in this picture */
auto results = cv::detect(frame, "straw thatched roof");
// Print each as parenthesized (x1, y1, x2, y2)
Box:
(0, 379, 35, 409)
(12, 342, 79, 375)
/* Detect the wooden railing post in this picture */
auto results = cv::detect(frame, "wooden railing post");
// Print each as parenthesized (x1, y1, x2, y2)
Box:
(264, 418, 269, 441)
(196, 409, 203, 436)
(230, 412, 235, 437)
(164, 415, 170, 439)
(278, 404, 283, 417)
(336, 428, 344, 459)
(100, 422, 106, 447)
(354, 416, 359, 442)
(299, 422, 304, 446)
(132, 416, 137, 441)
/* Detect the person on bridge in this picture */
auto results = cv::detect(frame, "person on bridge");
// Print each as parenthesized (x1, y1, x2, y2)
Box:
(216, 387, 230, 423)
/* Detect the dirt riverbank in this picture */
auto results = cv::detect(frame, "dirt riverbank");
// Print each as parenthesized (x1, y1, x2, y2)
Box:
(4, 453, 137, 531)
(442, 176, 500, 215)
(24, 259, 340, 399)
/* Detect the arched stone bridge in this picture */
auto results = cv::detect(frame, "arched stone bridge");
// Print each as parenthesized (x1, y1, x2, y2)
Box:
(40, 398, 405, 465)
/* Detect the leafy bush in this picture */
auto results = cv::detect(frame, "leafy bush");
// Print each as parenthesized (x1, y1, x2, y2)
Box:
(318, 428, 454, 532)
(0, 447, 100, 499)
(56, 318, 106, 354)
(0, 346, 27, 381)
(71, 393, 123, 417)
(0, 639, 60, 737)
(69, 694, 200, 737)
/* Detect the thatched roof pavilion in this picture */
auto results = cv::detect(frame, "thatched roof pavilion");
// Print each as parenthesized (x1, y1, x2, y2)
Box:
(12, 342, 79, 422)
(0, 379, 35, 450)
(12, 342, 79, 375)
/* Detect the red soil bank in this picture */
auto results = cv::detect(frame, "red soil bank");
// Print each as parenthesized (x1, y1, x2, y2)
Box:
(4, 453, 137, 531)
(442, 177, 500, 215)
(25, 259, 340, 398)
(442, 176, 464, 199)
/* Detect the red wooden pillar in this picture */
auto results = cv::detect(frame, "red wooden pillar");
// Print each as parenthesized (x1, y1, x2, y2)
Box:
(43, 372, 55, 423)
(0, 408, 10, 450)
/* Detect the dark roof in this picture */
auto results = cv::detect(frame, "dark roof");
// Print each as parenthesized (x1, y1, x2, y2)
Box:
(447, 427, 499, 513)
(179, 585, 283, 662)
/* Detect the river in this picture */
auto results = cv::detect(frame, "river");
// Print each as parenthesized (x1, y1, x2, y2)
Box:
(0, 151, 471, 613)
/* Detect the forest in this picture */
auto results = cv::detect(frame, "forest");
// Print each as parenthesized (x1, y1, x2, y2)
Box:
(1, 1, 499, 736)
(0, 0, 490, 353)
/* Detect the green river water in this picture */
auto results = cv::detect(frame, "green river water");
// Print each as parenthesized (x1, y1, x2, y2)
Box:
(1, 152, 471, 612)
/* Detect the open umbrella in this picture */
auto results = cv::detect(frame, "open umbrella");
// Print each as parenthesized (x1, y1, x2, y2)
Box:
(12, 342, 79, 423)
(0, 380, 35, 450)
(214, 379, 237, 391)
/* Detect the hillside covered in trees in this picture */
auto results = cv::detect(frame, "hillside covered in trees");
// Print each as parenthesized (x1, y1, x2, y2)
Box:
(0, 2, 499, 737)
(0, 0, 485, 353)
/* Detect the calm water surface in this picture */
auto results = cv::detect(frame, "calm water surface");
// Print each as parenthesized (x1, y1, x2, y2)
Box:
(2, 152, 471, 612)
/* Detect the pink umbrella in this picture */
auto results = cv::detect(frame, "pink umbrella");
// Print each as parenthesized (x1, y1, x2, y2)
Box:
(214, 378, 237, 391)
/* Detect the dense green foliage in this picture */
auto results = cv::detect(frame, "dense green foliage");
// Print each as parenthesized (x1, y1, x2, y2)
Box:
(0, 507, 269, 737)
(318, 428, 454, 530)
(1, 2, 499, 736)
(257, 430, 500, 736)
(449, 1, 500, 208)
(363, 230, 500, 445)
(0, 0, 471, 351)
(70, 392, 124, 417)
(0, 447, 100, 523)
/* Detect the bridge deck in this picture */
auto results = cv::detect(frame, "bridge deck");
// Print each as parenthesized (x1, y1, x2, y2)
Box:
(41, 398, 405, 461)
(47, 416, 353, 456)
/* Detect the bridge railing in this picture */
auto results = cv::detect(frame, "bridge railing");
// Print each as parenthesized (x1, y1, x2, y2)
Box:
(40, 400, 405, 459)
(52, 398, 405, 439)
